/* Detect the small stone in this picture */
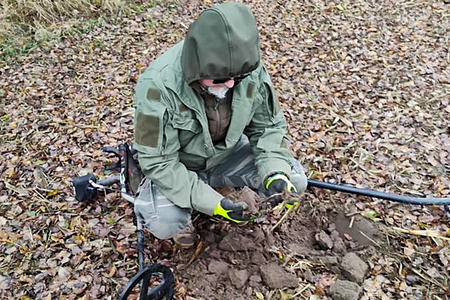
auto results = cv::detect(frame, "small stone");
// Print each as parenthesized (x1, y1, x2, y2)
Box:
(260, 262, 299, 289)
(249, 274, 262, 287)
(330, 230, 340, 239)
(315, 230, 334, 250)
(208, 260, 229, 275)
(327, 223, 337, 233)
(249, 275, 261, 283)
(330, 279, 362, 300)
(348, 241, 358, 249)
(321, 256, 339, 266)
(228, 268, 249, 289)
(340, 253, 369, 283)
(251, 252, 266, 264)
(332, 237, 347, 254)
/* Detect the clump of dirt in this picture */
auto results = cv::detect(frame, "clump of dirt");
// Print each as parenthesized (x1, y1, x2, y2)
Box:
(166, 188, 383, 300)
(215, 186, 263, 214)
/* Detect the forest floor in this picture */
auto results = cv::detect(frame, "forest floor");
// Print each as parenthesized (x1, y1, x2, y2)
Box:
(0, 0, 449, 299)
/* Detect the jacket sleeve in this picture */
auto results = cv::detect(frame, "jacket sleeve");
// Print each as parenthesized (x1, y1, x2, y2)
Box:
(133, 77, 223, 215)
(244, 66, 293, 183)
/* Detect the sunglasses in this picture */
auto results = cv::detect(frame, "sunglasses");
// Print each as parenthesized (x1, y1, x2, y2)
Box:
(212, 73, 251, 84)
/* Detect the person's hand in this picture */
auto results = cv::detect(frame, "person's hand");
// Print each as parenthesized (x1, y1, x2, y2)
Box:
(265, 173, 297, 194)
(265, 173, 299, 208)
(213, 198, 252, 223)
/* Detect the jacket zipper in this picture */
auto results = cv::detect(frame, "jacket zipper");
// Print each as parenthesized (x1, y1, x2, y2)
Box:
(214, 98, 220, 111)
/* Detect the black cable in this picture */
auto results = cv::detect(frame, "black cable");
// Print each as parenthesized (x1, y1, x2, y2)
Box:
(307, 179, 450, 205)
(97, 176, 120, 186)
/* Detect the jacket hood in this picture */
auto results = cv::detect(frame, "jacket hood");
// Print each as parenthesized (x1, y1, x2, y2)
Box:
(181, 3, 260, 84)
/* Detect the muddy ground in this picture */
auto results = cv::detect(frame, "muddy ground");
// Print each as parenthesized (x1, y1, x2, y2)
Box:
(134, 187, 386, 300)
(72, 181, 448, 300)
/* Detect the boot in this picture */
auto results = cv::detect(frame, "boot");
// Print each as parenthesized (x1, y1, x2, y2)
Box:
(173, 224, 197, 249)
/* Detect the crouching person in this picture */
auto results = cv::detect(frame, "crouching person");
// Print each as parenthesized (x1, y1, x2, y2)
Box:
(133, 3, 307, 247)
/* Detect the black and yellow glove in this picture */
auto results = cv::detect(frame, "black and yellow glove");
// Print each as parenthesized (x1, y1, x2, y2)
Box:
(265, 173, 299, 208)
(213, 198, 252, 223)
(265, 173, 297, 194)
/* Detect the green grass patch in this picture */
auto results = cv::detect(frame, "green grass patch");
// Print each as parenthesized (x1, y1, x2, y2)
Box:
(0, 0, 157, 62)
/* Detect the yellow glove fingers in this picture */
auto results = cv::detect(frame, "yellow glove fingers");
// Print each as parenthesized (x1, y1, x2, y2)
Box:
(213, 198, 250, 223)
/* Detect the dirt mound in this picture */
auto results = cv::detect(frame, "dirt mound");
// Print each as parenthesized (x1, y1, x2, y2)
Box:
(167, 188, 381, 300)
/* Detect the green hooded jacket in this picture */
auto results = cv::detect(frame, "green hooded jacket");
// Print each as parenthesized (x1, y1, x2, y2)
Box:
(134, 3, 294, 215)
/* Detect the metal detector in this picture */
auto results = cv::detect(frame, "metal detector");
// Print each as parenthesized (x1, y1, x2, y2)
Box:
(307, 179, 450, 205)
(73, 142, 175, 300)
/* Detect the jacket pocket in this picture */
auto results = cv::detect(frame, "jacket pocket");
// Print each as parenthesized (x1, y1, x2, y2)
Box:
(171, 112, 202, 133)
(171, 112, 203, 149)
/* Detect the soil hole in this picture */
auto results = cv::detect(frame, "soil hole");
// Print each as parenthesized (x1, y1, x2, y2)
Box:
(332, 212, 379, 247)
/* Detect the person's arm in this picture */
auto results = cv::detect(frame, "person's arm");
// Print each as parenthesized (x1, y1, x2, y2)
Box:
(244, 66, 293, 183)
(133, 78, 222, 215)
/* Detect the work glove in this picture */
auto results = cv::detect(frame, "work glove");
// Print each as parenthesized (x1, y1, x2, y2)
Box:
(213, 198, 252, 223)
(265, 173, 299, 208)
(265, 173, 297, 194)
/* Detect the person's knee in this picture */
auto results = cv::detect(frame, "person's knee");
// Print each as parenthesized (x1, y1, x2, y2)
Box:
(291, 161, 308, 194)
(291, 171, 307, 194)
(135, 179, 192, 239)
(145, 218, 189, 240)
(145, 203, 192, 239)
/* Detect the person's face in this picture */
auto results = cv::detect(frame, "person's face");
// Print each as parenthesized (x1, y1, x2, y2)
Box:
(199, 73, 251, 88)
(198, 73, 251, 99)
(198, 79, 234, 99)
(199, 78, 235, 89)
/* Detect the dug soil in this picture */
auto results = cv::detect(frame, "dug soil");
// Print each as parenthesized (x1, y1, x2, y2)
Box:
(163, 188, 382, 300)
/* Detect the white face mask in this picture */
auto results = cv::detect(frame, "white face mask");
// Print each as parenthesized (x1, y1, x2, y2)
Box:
(207, 86, 229, 99)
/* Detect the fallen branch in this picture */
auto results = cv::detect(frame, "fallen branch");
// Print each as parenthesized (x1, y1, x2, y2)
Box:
(185, 241, 204, 268)
(391, 227, 450, 241)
